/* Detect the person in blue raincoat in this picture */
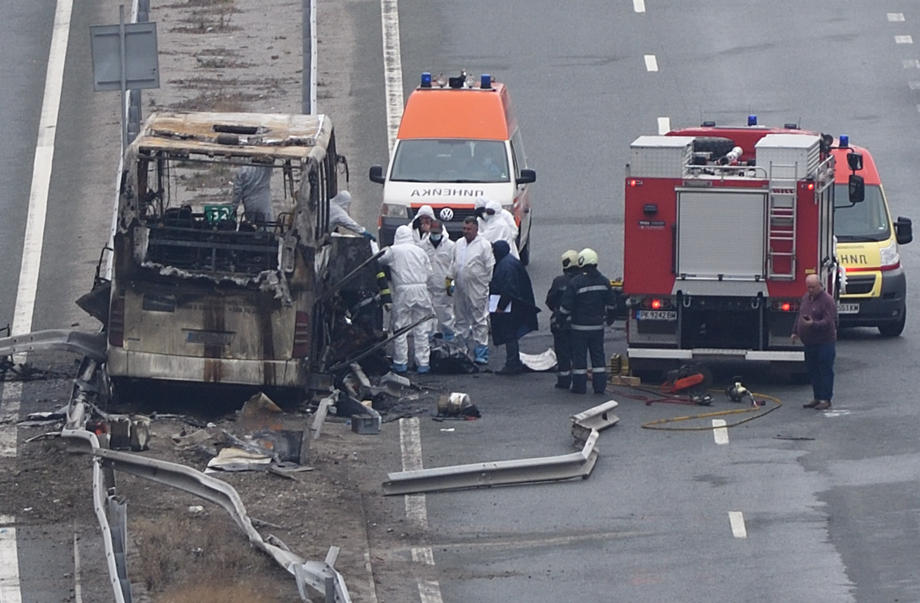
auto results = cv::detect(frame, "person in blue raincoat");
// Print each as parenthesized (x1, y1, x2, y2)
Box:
(489, 240, 539, 375)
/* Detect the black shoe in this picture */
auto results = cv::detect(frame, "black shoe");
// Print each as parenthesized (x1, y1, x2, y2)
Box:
(814, 400, 832, 410)
(496, 365, 524, 375)
(803, 399, 819, 409)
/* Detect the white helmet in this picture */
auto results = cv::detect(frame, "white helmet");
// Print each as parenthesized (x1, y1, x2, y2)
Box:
(561, 249, 578, 270)
(577, 248, 598, 267)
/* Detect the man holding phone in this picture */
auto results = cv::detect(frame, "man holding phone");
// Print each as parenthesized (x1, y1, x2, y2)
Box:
(791, 274, 838, 410)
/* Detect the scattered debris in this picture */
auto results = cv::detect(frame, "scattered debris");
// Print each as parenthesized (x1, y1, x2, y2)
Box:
(519, 349, 557, 372)
(435, 392, 481, 420)
(570, 400, 620, 446)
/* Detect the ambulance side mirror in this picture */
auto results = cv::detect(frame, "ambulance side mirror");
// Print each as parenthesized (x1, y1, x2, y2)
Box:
(896, 216, 913, 245)
(516, 168, 536, 185)
(369, 165, 385, 184)
(848, 174, 865, 204)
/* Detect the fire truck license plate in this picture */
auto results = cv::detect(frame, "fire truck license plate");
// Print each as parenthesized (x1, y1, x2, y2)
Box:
(637, 310, 677, 320)
(837, 302, 859, 314)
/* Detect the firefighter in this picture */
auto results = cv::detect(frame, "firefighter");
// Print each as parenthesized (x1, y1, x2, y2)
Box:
(559, 248, 616, 394)
(546, 250, 580, 389)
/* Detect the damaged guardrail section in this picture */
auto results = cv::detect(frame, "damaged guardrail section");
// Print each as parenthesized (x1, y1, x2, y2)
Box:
(382, 399, 621, 496)
(57, 355, 352, 602)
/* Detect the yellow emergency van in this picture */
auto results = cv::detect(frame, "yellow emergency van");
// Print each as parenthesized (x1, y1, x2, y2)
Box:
(833, 136, 912, 335)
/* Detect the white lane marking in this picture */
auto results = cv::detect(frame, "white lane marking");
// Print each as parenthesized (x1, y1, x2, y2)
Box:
(902, 58, 920, 68)
(644, 54, 659, 72)
(1, 1, 73, 600)
(729, 511, 747, 538)
(380, 0, 405, 155)
(72, 529, 82, 603)
(399, 418, 428, 529)
(896, 35, 914, 44)
(712, 419, 729, 445)
(0, 516, 20, 603)
(888, 12, 906, 22)
(909, 81, 920, 90)
(633, 0, 646, 13)
(657, 116, 670, 135)
(398, 418, 443, 603)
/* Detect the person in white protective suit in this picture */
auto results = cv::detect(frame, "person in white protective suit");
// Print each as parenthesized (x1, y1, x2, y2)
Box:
(411, 204, 436, 243)
(329, 190, 376, 240)
(476, 197, 519, 258)
(446, 216, 496, 365)
(378, 225, 435, 373)
(232, 164, 274, 223)
(418, 220, 456, 338)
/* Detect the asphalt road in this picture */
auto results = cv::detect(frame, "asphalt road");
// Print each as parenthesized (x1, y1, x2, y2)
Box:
(347, 2, 920, 602)
(4, 1, 920, 601)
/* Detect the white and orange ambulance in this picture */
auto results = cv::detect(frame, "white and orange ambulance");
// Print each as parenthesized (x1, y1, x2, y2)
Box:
(370, 72, 536, 264)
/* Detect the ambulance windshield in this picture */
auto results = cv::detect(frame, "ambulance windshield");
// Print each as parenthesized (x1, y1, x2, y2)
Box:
(390, 140, 509, 183)
(834, 184, 891, 242)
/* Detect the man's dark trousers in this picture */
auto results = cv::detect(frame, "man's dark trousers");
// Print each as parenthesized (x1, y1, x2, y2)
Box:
(552, 328, 573, 388)
(571, 328, 606, 394)
(804, 342, 835, 401)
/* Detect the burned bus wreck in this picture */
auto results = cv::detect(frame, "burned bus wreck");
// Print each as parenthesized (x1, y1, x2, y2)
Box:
(90, 111, 386, 401)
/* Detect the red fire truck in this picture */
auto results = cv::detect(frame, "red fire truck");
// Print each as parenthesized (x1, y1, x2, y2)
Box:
(623, 124, 838, 375)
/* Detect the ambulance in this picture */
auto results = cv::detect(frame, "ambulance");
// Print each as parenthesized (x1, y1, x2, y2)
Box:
(369, 72, 536, 263)
(831, 137, 912, 336)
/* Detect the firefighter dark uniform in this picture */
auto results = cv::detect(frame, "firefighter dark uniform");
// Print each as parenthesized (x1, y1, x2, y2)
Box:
(545, 250, 580, 389)
(559, 249, 616, 394)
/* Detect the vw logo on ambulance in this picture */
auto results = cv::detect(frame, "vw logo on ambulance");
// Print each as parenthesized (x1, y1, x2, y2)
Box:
(439, 207, 454, 221)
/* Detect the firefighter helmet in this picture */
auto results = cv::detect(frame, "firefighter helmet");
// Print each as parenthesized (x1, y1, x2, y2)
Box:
(577, 248, 598, 267)
(561, 249, 578, 270)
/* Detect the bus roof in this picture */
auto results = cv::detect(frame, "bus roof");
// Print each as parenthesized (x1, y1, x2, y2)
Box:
(397, 83, 516, 140)
(131, 111, 334, 161)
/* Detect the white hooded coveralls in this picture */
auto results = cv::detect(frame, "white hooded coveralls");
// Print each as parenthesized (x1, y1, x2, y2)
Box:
(419, 234, 456, 334)
(478, 198, 519, 258)
(329, 191, 368, 235)
(378, 225, 435, 367)
(232, 165, 274, 222)
(448, 232, 495, 347)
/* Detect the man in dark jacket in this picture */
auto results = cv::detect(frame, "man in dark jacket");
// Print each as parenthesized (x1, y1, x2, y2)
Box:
(792, 274, 837, 410)
(545, 250, 580, 389)
(560, 248, 616, 394)
(489, 240, 539, 375)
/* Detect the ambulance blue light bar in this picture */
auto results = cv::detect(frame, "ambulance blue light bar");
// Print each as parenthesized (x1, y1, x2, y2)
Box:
(420, 72, 432, 87)
(747, 115, 757, 126)
(481, 73, 492, 89)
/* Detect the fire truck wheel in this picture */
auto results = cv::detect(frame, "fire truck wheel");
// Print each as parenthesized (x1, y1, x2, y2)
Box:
(878, 309, 906, 337)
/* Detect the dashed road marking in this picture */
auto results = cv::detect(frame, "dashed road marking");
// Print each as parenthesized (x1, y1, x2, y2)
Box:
(901, 58, 920, 68)
(399, 418, 443, 603)
(888, 12, 906, 22)
(633, 0, 646, 13)
(712, 419, 729, 445)
(644, 54, 659, 72)
(896, 35, 913, 44)
(729, 511, 747, 538)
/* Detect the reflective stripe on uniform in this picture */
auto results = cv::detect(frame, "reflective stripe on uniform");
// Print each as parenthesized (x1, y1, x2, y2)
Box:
(572, 324, 604, 331)
(571, 369, 588, 375)
(576, 285, 609, 295)
(557, 370, 571, 376)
